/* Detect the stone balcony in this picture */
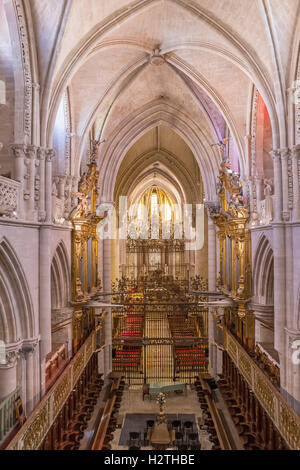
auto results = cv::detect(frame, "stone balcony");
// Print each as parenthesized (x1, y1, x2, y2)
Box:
(0, 176, 20, 219)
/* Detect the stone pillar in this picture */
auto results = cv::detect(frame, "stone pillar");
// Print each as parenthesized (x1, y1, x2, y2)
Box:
(272, 223, 286, 367)
(45, 149, 55, 223)
(280, 148, 290, 221)
(25, 349, 34, 415)
(207, 216, 222, 377)
(39, 226, 52, 393)
(0, 350, 18, 399)
(284, 328, 300, 415)
(251, 304, 274, 343)
(291, 145, 300, 221)
(11, 144, 26, 218)
(31, 83, 40, 146)
(26, 145, 37, 221)
(58, 175, 66, 201)
(270, 150, 283, 222)
(103, 237, 112, 377)
(37, 148, 46, 222)
(255, 176, 264, 203)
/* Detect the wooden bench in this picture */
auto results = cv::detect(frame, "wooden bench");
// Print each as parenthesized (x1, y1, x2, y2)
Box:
(200, 377, 232, 450)
(91, 377, 122, 450)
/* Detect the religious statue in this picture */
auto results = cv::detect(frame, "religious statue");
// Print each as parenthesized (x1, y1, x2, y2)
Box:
(263, 178, 273, 223)
(73, 191, 89, 217)
(90, 138, 105, 163)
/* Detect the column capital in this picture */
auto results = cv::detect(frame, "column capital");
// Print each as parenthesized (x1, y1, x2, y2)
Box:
(45, 148, 56, 162)
(37, 147, 46, 161)
(269, 149, 281, 160)
(270, 148, 290, 160)
(57, 174, 67, 183)
(291, 144, 300, 159)
(0, 347, 21, 369)
(26, 145, 37, 160)
(204, 201, 220, 219)
(32, 82, 40, 91)
(10, 144, 27, 159)
(280, 147, 290, 160)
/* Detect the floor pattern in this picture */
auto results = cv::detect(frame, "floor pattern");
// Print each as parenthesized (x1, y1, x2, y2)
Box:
(119, 413, 199, 446)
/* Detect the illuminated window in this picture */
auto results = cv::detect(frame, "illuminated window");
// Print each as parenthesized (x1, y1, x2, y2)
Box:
(151, 191, 158, 215)
(137, 202, 143, 220)
(164, 202, 171, 221)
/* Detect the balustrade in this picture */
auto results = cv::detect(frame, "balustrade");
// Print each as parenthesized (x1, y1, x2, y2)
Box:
(6, 331, 95, 450)
(0, 176, 20, 218)
(224, 328, 300, 449)
(0, 388, 20, 447)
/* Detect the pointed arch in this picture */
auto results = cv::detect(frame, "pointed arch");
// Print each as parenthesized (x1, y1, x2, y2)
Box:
(253, 234, 274, 305)
(51, 241, 71, 310)
(98, 100, 219, 202)
(0, 238, 34, 343)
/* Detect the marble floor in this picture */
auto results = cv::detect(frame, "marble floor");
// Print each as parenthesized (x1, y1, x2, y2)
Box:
(110, 386, 214, 450)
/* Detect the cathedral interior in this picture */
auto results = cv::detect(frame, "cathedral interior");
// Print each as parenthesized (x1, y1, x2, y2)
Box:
(0, 0, 300, 452)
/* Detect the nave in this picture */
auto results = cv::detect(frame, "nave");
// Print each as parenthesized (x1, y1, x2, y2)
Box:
(1, 0, 300, 453)
(36, 360, 289, 451)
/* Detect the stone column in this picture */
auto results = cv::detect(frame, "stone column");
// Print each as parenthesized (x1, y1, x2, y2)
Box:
(280, 148, 290, 221)
(291, 145, 300, 221)
(273, 223, 286, 363)
(45, 149, 55, 223)
(270, 150, 283, 222)
(31, 83, 40, 146)
(284, 328, 300, 415)
(251, 304, 274, 343)
(207, 216, 222, 377)
(25, 349, 34, 415)
(0, 349, 18, 399)
(11, 145, 26, 219)
(255, 176, 264, 203)
(26, 145, 37, 221)
(58, 175, 66, 201)
(103, 237, 112, 377)
(39, 226, 52, 393)
(37, 148, 46, 222)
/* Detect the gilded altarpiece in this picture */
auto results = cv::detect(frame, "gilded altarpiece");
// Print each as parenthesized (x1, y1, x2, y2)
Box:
(70, 149, 104, 353)
(211, 163, 254, 350)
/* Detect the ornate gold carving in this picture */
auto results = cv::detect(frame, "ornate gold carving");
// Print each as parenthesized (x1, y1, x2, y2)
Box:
(6, 332, 96, 450)
(72, 351, 84, 385)
(225, 328, 300, 450)
(22, 403, 50, 450)
(70, 148, 106, 351)
(210, 162, 253, 348)
(53, 373, 70, 418)
(254, 374, 275, 420)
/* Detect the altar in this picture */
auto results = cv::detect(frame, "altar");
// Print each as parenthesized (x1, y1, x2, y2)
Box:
(148, 381, 187, 397)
